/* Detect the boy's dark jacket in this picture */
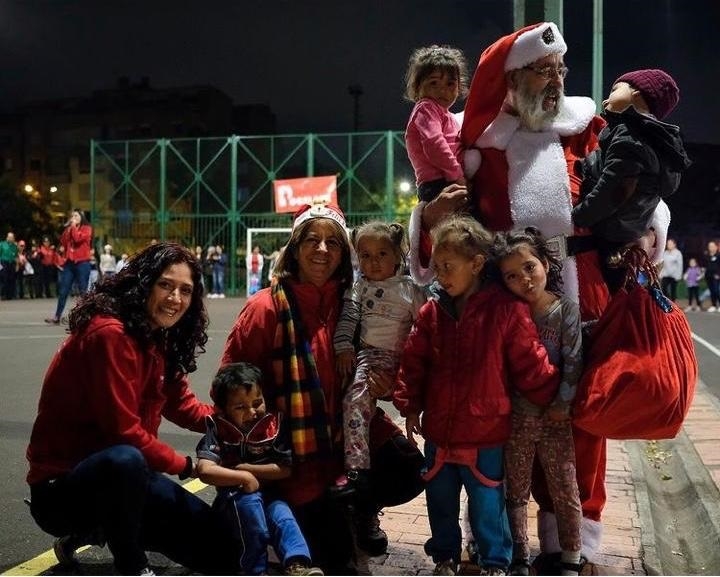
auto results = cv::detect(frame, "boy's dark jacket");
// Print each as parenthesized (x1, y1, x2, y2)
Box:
(572, 107, 692, 243)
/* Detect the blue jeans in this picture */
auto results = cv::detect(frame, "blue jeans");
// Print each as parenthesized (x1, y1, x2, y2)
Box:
(423, 441, 512, 568)
(212, 268, 224, 294)
(214, 490, 311, 574)
(54, 260, 91, 319)
(29, 445, 237, 575)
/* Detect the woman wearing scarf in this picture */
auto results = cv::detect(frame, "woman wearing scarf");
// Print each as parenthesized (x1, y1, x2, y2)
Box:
(221, 203, 424, 574)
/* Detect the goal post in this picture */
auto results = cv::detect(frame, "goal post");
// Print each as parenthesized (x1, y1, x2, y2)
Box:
(246, 227, 292, 297)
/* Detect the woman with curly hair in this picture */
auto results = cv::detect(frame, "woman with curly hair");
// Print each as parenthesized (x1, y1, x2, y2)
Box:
(27, 242, 238, 576)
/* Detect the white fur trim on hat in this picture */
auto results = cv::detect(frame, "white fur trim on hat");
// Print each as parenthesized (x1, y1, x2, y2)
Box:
(292, 203, 346, 231)
(504, 22, 567, 72)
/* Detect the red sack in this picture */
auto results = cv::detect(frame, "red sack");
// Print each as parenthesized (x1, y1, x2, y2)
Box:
(573, 247, 697, 440)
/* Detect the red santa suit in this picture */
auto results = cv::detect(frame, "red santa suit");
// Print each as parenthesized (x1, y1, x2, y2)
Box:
(407, 22, 637, 562)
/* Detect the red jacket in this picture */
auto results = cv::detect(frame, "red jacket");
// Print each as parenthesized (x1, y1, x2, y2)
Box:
(27, 316, 212, 484)
(221, 280, 400, 506)
(60, 224, 93, 263)
(394, 284, 559, 450)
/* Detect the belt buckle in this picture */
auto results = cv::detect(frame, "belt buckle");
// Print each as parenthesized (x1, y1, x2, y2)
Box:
(546, 235, 568, 261)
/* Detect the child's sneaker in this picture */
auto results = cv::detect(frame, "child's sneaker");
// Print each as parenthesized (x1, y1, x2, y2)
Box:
(284, 561, 324, 575)
(433, 559, 457, 575)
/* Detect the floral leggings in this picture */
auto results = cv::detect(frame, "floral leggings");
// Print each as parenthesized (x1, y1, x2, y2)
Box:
(504, 411, 581, 561)
(342, 346, 399, 471)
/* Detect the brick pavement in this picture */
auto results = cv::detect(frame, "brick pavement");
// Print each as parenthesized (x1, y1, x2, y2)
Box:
(363, 439, 644, 576)
(364, 383, 720, 576)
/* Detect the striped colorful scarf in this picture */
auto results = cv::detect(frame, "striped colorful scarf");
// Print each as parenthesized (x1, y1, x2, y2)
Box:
(271, 278, 333, 461)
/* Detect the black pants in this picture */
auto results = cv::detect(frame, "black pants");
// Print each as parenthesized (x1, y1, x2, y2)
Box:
(661, 276, 678, 301)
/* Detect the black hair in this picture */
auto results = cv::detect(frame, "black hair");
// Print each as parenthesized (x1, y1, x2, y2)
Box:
(210, 362, 263, 410)
(490, 226, 564, 294)
(351, 220, 407, 274)
(404, 44, 469, 102)
(68, 242, 207, 381)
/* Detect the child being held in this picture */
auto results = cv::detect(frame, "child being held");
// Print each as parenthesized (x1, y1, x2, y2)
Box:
(196, 362, 323, 576)
(572, 68, 691, 293)
(492, 227, 583, 576)
(332, 221, 426, 496)
(404, 44, 469, 203)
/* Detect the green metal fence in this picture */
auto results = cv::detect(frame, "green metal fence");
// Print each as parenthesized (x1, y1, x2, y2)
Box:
(90, 131, 416, 294)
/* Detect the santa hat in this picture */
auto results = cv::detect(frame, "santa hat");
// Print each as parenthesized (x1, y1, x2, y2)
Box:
(292, 202, 346, 232)
(461, 22, 567, 148)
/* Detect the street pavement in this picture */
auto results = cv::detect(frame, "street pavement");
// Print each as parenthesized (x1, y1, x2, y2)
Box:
(1, 297, 719, 576)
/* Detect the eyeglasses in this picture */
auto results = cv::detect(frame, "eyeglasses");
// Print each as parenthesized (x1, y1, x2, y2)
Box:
(523, 65, 569, 80)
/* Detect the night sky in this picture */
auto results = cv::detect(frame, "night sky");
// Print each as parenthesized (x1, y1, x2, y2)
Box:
(1, 0, 718, 144)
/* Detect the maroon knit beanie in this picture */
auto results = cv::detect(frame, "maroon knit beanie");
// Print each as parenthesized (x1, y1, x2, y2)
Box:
(614, 69, 679, 120)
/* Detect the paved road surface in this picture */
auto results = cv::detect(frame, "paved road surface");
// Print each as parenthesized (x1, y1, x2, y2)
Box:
(1, 296, 718, 574)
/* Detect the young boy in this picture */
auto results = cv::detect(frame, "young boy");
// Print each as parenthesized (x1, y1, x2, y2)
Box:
(572, 68, 691, 293)
(196, 362, 323, 576)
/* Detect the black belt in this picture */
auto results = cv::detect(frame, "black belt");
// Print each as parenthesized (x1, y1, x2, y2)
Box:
(546, 234, 598, 260)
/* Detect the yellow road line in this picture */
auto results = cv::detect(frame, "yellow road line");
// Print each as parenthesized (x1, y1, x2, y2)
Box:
(2, 480, 208, 576)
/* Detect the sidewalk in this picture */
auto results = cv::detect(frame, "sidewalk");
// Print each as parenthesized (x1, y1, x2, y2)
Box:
(365, 381, 720, 576)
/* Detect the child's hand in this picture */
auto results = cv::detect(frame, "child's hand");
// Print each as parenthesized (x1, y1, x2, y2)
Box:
(404, 413, 422, 447)
(336, 351, 356, 376)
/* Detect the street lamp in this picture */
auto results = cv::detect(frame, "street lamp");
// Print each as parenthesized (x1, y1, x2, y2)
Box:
(398, 180, 412, 195)
(24, 184, 34, 193)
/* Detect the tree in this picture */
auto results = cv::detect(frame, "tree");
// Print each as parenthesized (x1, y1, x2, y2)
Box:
(0, 178, 56, 241)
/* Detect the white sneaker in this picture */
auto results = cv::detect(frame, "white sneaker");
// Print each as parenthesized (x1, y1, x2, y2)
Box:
(218, 293, 225, 298)
(684, 306, 693, 312)
(708, 306, 717, 312)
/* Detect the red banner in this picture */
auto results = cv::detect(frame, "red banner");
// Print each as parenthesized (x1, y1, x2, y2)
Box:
(273, 175, 338, 213)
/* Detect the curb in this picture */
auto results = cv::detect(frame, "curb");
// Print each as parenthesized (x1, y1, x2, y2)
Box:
(627, 380, 720, 575)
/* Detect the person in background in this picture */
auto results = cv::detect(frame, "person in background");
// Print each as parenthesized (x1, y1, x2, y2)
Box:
(394, 215, 559, 576)
(99, 244, 117, 280)
(38, 236, 56, 298)
(572, 69, 691, 293)
(26, 242, 239, 576)
(404, 44, 468, 203)
(683, 257, 704, 312)
(45, 209, 93, 324)
(0, 231, 19, 300)
(29, 239, 43, 298)
(115, 252, 129, 274)
(660, 238, 683, 301)
(197, 362, 323, 576)
(704, 240, 720, 312)
(222, 203, 425, 574)
(203, 246, 215, 296)
(210, 244, 227, 298)
(332, 221, 426, 497)
(492, 227, 583, 577)
(16, 239, 32, 299)
(246, 244, 264, 296)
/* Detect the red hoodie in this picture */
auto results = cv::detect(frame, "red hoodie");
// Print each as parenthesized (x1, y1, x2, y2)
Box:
(27, 316, 212, 484)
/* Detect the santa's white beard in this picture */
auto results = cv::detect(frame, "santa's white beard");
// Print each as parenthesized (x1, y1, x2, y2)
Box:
(515, 83, 564, 131)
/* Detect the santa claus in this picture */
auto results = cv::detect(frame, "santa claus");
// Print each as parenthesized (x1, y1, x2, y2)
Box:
(408, 21, 670, 572)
